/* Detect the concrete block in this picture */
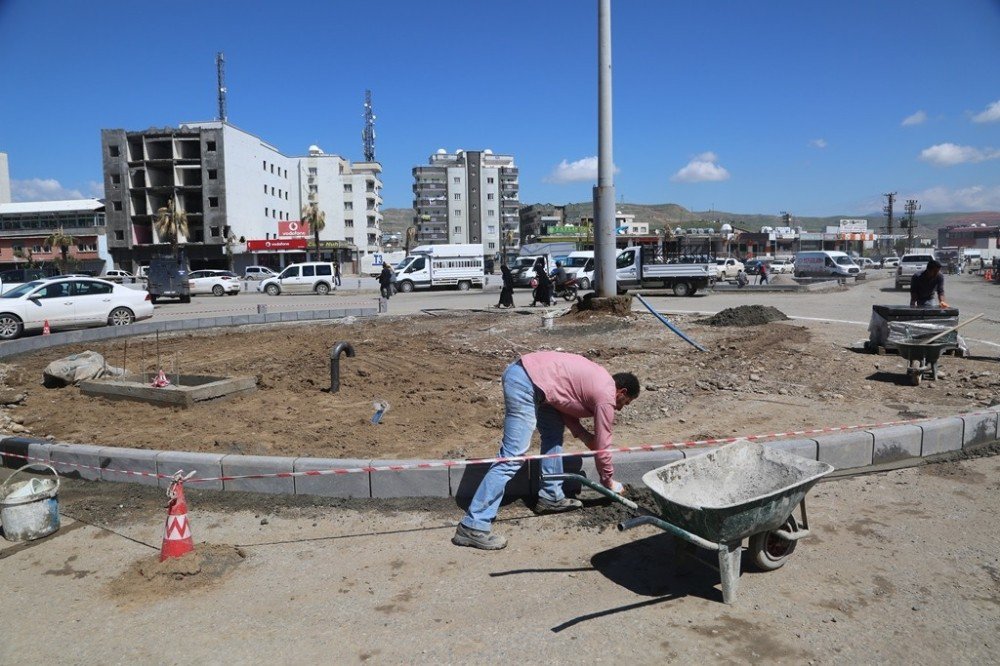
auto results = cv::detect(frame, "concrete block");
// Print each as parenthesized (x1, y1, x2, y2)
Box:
(248, 314, 267, 325)
(765, 438, 819, 461)
(62, 329, 87, 343)
(920, 417, 964, 456)
(212, 317, 233, 328)
(0, 436, 50, 469)
(294, 457, 371, 498)
(868, 425, 922, 464)
(369, 459, 450, 498)
(48, 443, 105, 481)
(98, 446, 160, 487)
(77, 328, 107, 342)
(453, 459, 532, 499)
(157, 451, 225, 491)
(962, 411, 999, 448)
(221, 454, 296, 494)
(280, 311, 298, 322)
(264, 313, 283, 324)
(816, 431, 874, 470)
(613, 449, 685, 486)
(164, 319, 188, 331)
(538, 453, 595, 497)
(231, 315, 250, 326)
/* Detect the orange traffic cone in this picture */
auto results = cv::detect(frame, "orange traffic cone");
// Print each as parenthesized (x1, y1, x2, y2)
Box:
(160, 481, 194, 561)
(42, 320, 50, 336)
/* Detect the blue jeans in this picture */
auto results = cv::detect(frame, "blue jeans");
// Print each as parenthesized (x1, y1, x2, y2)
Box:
(460, 361, 567, 532)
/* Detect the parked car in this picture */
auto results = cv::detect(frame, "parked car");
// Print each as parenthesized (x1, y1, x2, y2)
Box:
(188, 270, 242, 296)
(102, 269, 134, 283)
(895, 252, 935, 290)
(244, 265, 278, 281)
(769, 259, 795, 274)
(258, 262, 337, 295)
(713, 257, 745, 280)
(881, 257, 900, 269)
(0, 277, 153, 340)
(857, 258, 878, 270)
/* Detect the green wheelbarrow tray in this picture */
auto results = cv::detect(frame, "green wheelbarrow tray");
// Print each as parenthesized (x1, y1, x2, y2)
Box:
(896, 339, 951, 385)
(544, 441, 833, 604)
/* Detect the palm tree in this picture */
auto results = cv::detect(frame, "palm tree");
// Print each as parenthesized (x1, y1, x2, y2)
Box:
(302, 202, 326, 261)
(404, 225, 417, 255)
(45, 227, 76, 273)
(153, 198, 189, 259)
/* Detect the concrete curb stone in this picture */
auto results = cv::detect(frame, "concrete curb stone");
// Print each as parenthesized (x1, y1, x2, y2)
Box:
(157, 451, 226, 491)
(48, 443, 105, 481)
(99, 446, 159, 487)
(0, 436, 51, 469)
(370, 459, 449, 498)
(919, 417, 964, 456)
(961, 411, 998, 448)
(766, 438, 819, 460)
(868, 425, 922, 465)
(221, 454, 296, 495)
(452, 460, 532, 499)
(294, 457, 371, 498)
(815, 431, 874, 470)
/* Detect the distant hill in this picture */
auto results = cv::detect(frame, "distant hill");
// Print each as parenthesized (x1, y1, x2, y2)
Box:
(380, 203, 1000, 238)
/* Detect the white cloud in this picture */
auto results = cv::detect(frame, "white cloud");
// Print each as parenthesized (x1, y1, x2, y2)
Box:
(11, 178, 103, 202)
(905, 185, 1000, 212)
(671, 152, 730, 183)
(809, 138, 828, 149)
(919, 143, 1000, 167)
(544, 156, 619, 184)
(901, 110, 927, 126)
(971, 100, 1000, 123)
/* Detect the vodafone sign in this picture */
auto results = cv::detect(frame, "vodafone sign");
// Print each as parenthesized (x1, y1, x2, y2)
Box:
(246, 238, 308, 251)
(279, 220, 311, 237)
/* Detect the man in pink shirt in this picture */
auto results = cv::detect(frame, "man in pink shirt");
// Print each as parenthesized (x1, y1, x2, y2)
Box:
(453, 351, 640, 550)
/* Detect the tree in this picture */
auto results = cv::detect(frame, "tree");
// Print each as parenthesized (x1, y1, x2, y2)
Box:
(404, 225, 417, 255)
(302, 202, 326, 261)
(153, 198, 189, 259)
(45, 227, 76, 273)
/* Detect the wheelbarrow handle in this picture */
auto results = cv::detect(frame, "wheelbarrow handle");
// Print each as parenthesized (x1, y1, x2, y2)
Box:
(542, 473, 640, 511)
(618, 515, 723, 552)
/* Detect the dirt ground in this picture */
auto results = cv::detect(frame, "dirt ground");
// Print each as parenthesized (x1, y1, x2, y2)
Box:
(1, 306, 998, 460)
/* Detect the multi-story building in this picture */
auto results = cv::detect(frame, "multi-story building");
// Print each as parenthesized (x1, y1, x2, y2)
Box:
(412, 149, 519, 258)
(0, 152, 11, 204)
(101, 122, 382, 272)
(0, 199, 108, 272)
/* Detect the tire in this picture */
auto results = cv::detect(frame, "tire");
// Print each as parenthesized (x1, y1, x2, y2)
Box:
(265, 283, 280, 296)
(314, 282, 331, 295)
(690, 287, 699, 296)
(672, 281, 692, 297)
(749, 530, 798, 571)
(0, 314, 23, 340)
(457, 281, 471, 292)
(180, 295, 191, 304)
(150, 295, 158, 304)
(398, 280, 414, 293)
(212, 284, 225, 297)
(561, 286, 578, 301)
(578, 277, 591, 290)
(108, 307, 135, 326)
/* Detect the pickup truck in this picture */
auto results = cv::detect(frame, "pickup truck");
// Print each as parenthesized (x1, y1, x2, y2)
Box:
(713, 257, 745, 281)
(895, 252, 935, 290)
(615, 247, 715, 296)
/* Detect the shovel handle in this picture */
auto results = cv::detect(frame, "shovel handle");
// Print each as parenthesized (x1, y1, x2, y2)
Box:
(542, 473, 640, 511)
(922, 313, 984, 345)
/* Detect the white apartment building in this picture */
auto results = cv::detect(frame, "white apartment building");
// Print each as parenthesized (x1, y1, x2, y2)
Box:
(412, 149, 519, 258)
(101, 121, 382, 271)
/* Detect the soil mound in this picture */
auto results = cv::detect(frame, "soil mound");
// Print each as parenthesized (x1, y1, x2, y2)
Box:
(698, 305, 789, 327)
(108, 544, 246, 604)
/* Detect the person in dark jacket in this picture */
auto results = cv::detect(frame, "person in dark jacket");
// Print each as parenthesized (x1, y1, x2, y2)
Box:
(497, 263, 515, 308)
(378, 262, 394, 299)
(531, 265, 552, 307)
(910, 259, 948, 307)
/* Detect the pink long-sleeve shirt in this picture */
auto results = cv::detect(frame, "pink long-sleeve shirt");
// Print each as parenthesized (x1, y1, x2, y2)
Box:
(520, 351, 617, 486)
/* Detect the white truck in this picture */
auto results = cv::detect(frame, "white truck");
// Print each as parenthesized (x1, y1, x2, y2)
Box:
(895, 251, 936, 290)
(614, 247, 716, 297)
(393, 244, 485, 292)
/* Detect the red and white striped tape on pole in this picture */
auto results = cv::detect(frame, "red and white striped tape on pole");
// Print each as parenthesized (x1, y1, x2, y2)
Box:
(1, 410, 989, 485)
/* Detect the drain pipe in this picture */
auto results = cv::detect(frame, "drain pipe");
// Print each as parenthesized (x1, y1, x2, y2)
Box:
(330, 342, 356, 393)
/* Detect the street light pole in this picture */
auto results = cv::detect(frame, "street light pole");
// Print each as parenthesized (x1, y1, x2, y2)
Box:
(594, 0, 617, 297)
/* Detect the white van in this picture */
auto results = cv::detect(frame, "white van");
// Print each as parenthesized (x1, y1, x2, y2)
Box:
(793, 251, 860, 278)
(564, 251, 595, 289)
(259, 262, 336, 295)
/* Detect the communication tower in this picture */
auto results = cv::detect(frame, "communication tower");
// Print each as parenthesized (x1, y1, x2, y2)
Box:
(362, 90, 376, 162)
(216, 52, 227, 123)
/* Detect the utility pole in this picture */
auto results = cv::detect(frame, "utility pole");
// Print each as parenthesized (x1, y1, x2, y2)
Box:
(903, 199, 919, 253)
(362, 90, 376, 162)
(882, 192, 897, 255)
(216, 52, 227, 123)
(594, 0, 617, 297)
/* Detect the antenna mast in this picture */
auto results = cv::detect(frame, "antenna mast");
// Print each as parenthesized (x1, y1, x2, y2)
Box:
(882, 191, 897, 254)
(362, 90, 376, 162)
(216, 52, 227, 123)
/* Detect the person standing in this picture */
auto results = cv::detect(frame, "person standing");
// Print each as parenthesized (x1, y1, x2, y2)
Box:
(378, 262, 394, 299)
(452, 351, 640, 550)
(910, 259, 949, 307)
(334, 262, 342, 287)
(758, 261, 769, 285)
(497, 263, 515, 308)
(531, 264, 552, 307)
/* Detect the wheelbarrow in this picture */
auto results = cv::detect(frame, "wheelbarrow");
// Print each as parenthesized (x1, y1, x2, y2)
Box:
(895, 340, 950, 386)
(545, 440, 833, 604)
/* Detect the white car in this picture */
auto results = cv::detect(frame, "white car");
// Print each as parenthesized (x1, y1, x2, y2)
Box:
(0, 277, 154, 340)
(259, 262, 337, 295)
(881, 257, 900, 269)
(188, 270, 242, 296)
(768, 259, 795, 274)
(102, 269, 134, 283)
(244, 265, 278, 281)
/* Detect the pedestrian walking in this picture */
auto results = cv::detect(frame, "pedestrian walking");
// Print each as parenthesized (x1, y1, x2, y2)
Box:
(334, 262, 341, 286)
(531, 265, 552, 307)
(758, 262, 769, 285)
(497, 263, 515, 308)
(378, 262, 394, 299)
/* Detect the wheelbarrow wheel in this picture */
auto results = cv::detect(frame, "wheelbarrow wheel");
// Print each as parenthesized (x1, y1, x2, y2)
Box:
(749, 530, 797, 571)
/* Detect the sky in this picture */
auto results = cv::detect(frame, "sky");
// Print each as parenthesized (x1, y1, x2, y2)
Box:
(1, 0, 999, 217)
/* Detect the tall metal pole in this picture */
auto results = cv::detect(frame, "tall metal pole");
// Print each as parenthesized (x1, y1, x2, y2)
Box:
(594, 0, 617, 297)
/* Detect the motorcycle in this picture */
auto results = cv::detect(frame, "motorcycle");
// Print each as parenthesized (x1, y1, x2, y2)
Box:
(552, 277, 579, 301)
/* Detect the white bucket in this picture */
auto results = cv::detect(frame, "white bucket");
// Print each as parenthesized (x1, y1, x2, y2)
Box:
(1, 464, 61, 542)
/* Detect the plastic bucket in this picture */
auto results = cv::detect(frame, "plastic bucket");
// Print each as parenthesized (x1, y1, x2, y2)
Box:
(1, 464, 61, 542)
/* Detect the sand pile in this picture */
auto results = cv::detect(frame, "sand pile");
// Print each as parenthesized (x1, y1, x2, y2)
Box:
(698, 305, 790, 327)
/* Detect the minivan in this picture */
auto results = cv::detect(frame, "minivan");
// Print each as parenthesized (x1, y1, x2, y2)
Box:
(793, 251, 860, 278)
(244, 265, 277, 281)
(259, 262, 336, 295)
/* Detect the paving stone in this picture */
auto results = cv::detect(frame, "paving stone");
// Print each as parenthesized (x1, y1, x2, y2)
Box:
(452, 459, 532, 499)
(294, 457, 371, 498)
(919, 417, 964, 456)
(369, 459, 449, 498)
(868, 425, 922, 464)
(962, 411, 998, 448)
(157, 451, 226, 491)
(221, 454, 296, 494)
(764, 438, 819, 461)
(815, 431, 874, 470)
(48, 443, 105, 481)
(534, 453, 594, 497)
(98, 446, 159, 487)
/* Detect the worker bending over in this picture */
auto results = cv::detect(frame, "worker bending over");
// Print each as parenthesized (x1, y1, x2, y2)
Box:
(910, 259, 949, 308)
